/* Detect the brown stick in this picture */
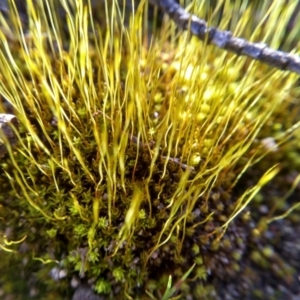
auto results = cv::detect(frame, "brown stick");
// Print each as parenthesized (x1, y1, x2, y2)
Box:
(150, 0, 300, 74)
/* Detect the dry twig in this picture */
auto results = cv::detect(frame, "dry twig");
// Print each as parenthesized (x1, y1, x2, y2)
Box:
(150, 0, 300, 74)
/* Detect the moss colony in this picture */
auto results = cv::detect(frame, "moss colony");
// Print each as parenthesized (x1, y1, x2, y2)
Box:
(0, 0, 300, 299)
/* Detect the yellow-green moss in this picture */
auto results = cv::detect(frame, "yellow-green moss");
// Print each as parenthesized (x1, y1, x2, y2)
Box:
(0, 0, 300, 299)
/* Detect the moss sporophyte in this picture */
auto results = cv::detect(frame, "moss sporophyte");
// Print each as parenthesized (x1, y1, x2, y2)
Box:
(0, 0, 300, 299)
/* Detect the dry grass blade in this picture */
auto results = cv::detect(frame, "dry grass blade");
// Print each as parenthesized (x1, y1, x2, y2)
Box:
(0, 113, 19, 157)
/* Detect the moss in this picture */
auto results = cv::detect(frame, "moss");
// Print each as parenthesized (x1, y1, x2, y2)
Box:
(0, 0, 300, 299)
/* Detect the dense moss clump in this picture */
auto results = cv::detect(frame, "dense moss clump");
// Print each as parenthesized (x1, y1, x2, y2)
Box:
(0, 0, 300, 299)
